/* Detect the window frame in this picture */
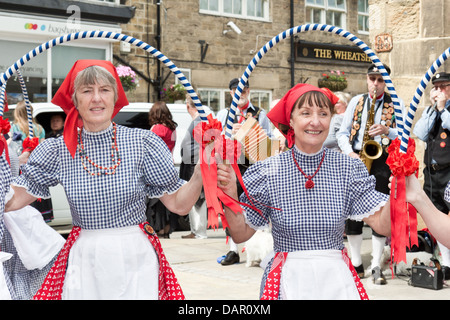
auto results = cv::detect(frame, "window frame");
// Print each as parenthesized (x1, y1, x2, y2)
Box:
(197, 87, 272, 115)
(84, 0, 121, 4)
(305, 0, 347, 29)
(199, 0, 270, 22)
(357, 0, 370, 35)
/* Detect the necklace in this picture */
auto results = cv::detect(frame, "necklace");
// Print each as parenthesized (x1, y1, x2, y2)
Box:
(78, 122, 121, 176)
(291, 148, 325, 189)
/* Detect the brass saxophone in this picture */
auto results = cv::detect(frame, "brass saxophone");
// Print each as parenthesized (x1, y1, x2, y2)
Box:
(359, 89, 383, 172)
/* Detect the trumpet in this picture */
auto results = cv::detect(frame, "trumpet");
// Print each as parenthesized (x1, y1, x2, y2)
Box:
(360, 89, 383, 172)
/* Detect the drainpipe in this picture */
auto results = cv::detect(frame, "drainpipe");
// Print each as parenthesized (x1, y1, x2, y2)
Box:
(156, 1, 162, 99)
(290, 0, 295, 87)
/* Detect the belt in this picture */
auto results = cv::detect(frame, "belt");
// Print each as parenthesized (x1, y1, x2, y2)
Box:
(429, 163, 450, 172)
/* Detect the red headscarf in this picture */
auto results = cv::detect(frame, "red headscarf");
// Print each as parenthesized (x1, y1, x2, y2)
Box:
(52, 60, 129, 158)
(267, 83, 339, 148)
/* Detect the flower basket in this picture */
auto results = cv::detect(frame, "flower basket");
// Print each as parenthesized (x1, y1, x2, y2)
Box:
(318, 70, 347, 91)
(116, 65, 139, 91)
(161, 84, 187, 103)
(318, 79, 348, 91)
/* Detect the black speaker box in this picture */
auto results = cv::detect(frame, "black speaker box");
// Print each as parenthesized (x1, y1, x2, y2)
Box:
(410, 259, 443, 290)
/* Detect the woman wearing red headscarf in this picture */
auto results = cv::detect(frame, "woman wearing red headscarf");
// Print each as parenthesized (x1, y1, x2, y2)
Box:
(217, 83, 392, 300)
(6, 60, 202, 300)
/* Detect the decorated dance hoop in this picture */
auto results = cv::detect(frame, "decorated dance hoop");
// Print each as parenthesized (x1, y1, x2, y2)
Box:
(0, 30, 207, 125)
(0, 83, 6, 115)
(0, 69, 36, 140)
(225, 23, 405, 147)
(400, 47, 450, 152)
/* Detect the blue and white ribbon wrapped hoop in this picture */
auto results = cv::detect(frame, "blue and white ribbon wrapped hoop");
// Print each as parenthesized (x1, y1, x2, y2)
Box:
(399, 47, 450, 153)
(0, 30, 207, 122)
(15, 69, 34, 138)
(0, 83, 6, 116)
(225, 23, 403, 142)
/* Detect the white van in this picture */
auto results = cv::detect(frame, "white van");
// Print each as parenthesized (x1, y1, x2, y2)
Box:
(5, 102, 194, 233)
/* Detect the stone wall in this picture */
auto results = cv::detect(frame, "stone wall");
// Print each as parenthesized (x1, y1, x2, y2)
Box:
(114, 0, 372, 104)
(369, 0, 450, 188)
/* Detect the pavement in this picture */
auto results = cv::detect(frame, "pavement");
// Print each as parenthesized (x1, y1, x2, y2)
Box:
(159, 227, 450, 300)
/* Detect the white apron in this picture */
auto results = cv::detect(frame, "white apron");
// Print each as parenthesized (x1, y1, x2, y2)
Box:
(62, 225, 159, 300)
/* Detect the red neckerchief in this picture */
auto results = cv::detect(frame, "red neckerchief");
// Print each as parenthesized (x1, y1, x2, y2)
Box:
(238, 101, 250, 123)
(369, 92, 385, 100)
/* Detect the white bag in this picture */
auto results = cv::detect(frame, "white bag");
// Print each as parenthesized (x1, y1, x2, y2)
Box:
(4, 205, 65, 270)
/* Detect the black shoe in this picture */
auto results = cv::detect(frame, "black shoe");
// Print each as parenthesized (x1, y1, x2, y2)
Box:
(220, 251, 240, 266)
(354, 264, 365, 279)
(442, 266, 450, 280)
(371, 266, 387, 285)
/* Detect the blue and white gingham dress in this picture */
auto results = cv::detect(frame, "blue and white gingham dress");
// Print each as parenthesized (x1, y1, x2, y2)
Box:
(239, 146, 388, 297)
(1, 153, 56, 300)
(445, 181, 450, 202)
(13, 123, 185, 230)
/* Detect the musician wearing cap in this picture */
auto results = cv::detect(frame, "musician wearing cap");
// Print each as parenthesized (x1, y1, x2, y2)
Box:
(5, 60, 203, 300)
(336, 63, 405, 285)
(216, 83, 392, 300)
(413, 71, 450, 280)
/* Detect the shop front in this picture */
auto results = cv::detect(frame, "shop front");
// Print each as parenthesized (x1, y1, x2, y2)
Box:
(0, 12, 122, 105)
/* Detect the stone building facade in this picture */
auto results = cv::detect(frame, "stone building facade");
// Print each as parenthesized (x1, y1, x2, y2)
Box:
(368, 0, 450, 182)
(116, 0, 450, 187)
(116, 0, 373, 112)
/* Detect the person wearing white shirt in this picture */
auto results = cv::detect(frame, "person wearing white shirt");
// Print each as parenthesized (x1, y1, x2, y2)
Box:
(215, 78, 272, 266)
(336, 63, 405, 285)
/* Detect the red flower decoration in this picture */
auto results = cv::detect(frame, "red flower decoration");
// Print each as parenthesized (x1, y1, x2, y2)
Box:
(386, 138, 419, 177)
(193, 114, 223, 148)
(22, 136, 39, 153)
(0, 116, 10, 135)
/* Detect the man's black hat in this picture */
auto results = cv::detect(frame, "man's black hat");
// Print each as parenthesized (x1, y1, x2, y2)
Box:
(229, 78, 249, 90)
(431, 72, 450, 84)
(367, 63, 391, 76)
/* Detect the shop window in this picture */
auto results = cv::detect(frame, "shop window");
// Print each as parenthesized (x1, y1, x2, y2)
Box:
(0, 39, 105, 105)
(200, 0, 269, 21)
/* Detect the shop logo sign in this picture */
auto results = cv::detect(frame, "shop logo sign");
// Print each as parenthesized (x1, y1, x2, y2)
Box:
(24, 23, 46, 31)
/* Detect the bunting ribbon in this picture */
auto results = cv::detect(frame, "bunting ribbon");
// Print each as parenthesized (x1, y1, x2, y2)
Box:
(386, 138, 419, 266)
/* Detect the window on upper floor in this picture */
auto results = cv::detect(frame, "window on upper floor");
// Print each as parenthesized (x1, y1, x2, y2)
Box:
(200, 0, 270, 21)
(358, 0, 369, 34)
(305, 0, 347, 29)
(85, 0, 121, 4)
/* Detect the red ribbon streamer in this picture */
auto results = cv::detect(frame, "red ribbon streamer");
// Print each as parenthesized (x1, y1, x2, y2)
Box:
(386, 138, 419, 265)
(0, 116, 11, 164)
(193, 115, 269, 230)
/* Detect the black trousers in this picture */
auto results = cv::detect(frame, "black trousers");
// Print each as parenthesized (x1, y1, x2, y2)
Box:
(423, 165, 450, 214)
(345, 152, 390, 238)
